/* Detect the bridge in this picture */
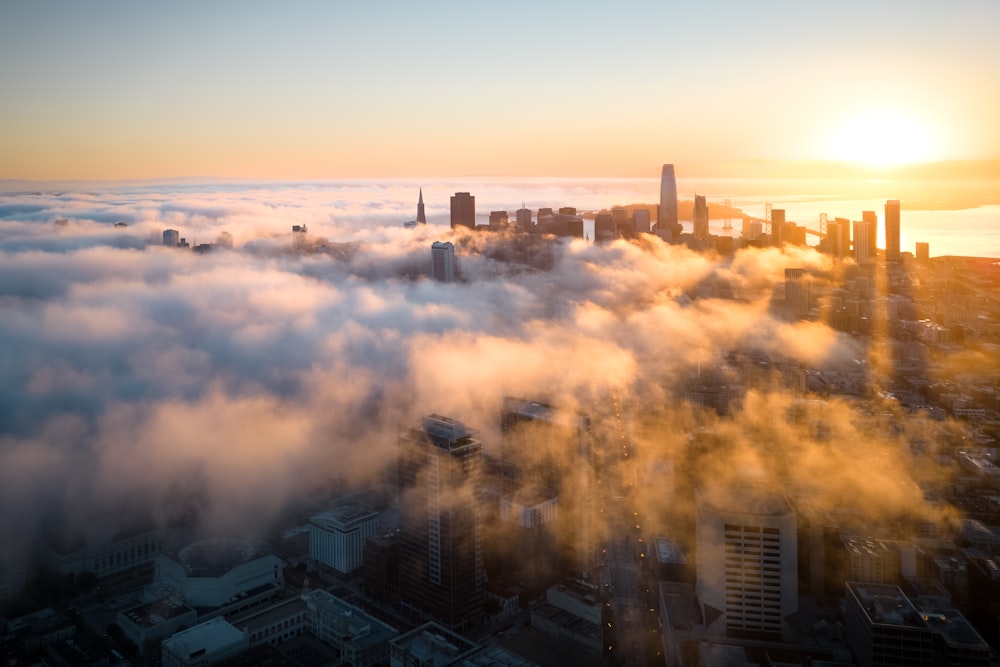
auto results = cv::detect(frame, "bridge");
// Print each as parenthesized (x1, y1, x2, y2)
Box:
(720, 199, 826, 237)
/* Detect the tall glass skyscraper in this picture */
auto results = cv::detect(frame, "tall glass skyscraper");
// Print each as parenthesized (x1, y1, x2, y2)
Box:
(659, 164, 678, 236)
(885, 199, 901, 261)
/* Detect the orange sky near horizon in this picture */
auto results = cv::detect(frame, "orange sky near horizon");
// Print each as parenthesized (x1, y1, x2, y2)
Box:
(2, 2, 999, 181)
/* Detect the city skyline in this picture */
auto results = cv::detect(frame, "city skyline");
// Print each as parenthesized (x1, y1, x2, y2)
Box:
(2, 2, 999, 181)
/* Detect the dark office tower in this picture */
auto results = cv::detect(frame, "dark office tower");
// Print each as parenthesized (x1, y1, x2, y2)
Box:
(398, 415, 484, 630)
(558, 206, 576, 216)
(862, 210, 878, 254)
(785, 268, 809, 317)
(658, 164, 679, 235)
(884, 200, 901, 261)
(835, 217, 851, 258)
(594, 213, 616, 242)
(770, 208, 786, 247)
(500, 397, 595, 577)
(450, 192, 475, 230)
(693, 195, 709, 240)
(416, 188, 426, 224)
(515, 205, 532, 229)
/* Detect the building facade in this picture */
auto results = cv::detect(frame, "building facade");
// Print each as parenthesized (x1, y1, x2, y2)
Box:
(397, 415, 485, 630)
(884, 199, 901, 261)
(658, 164, 678, 236)
(431, 241, 455, 282)
(309, 503, 379, 574)
(450, 192, 475, 230)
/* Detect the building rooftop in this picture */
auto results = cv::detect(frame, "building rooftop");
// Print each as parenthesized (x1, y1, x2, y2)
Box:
(303, 589, 397, 651)
(310, 503, 377, 531)
(847, 582, 923, 628)
(161, 617, 245, 658)
(390, 622, 481, 666)
(121, 596, 194, 628)
(919, 608, 990, 650)
(228, 597, 307, 634)
(176, 538, 258, 577)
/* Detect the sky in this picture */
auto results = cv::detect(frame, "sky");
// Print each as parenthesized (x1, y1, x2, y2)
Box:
(2, 0, 999, 180)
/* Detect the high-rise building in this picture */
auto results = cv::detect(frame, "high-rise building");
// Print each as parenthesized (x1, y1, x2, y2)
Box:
(696, 488, 798, 640)
(884, 200, 901, 261)
(633, 208, 651, 234)
(450, 192, 475, 230)
(862, 210, 878, 255)
(594, 213, 616, 243)
(785, 268, 809, 317)
(500, 397, 595, 577)
(658, 164, 679, 236)
(309, 503, 378, 574)
(915, 242, 929, 261)
(515, 205, 532, 230)
(854, 220, 872, 262)
(431, 242, 455, 283)
(397, 415, 484, 630)
(163, 229, 180, 247)
(770, 208, 785, 247)
(693, 195, 709, 240)
(416, 188, 426, 224)
(488, 210, 508, 229)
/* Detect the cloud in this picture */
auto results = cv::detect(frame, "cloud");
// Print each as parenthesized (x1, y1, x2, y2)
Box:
(0, 180, 959, 592)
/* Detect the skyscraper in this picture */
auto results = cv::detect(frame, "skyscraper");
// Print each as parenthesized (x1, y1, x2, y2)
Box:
(450, 192, 475, 230)
(658, 164, 678, 236)
(515, 205, 532, 230)
(770, 208, 785, 247)
(696, 488, 798, 640)
(397, 415, 484, 630)
(854, 219, 872, 262)
(416, 188, 426, 224)
(693, 195, 709, 240)
(862, 210, 878, 255)
(163, 229, 180, 247)
(431, 241, 455, 282)
(884, 200, 901, 261)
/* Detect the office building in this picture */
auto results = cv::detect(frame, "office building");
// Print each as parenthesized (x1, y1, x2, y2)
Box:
(515, 205, 532, 229)
(844, 582, 990, 667)
(862, 210, 878, 254)
(884, 200, 901, 261)
(696, 488, 798, 640)
(785, 268, 809, 317)
(397, 415, 485, 630)
(450, 192, 475, 230)
(854, 220, 872, 262)
(488, 210, 509, 229)
(658, 164, 679, 236)
(833, 217, 851, 258)
(500, 397, 595, 576)
(309, 503, 378, 574)
(693, 195, 710, 240)
(363, 533, 400, 604)
(633, 208, 651, 234)
(161, 617, 247, 667)
(770, 208, 785, 247)
(416, 188, 426, 224)
(303, 589, 398, 666)
(594, 213, 616, 242)
(431, 241, 455, 283)
(163, 229, 180, 247)
(915, 241, 929, 261)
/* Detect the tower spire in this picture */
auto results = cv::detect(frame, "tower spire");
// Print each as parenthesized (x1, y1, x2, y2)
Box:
(417, 188, 426, 224)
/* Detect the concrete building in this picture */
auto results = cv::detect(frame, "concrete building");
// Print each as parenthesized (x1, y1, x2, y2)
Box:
(303, 589, 398, 667)
(309, 503, 379, 574)
(658, 164, 679, 236)
(431, 241, 455, 283)
(154, 538, 284, 610)
(161, 617, 247, 667)
(229, 596, 308, 648)
(884, 200, 901, 261)
(118, 596, 197, 655)
(450, 192, 475, 230)
(844, 582, 990, 667)
(696, 488, 798, 641)
(40, 520, 161, 580)
(397, 415, 485, 630)
(389, 622, 480, 667)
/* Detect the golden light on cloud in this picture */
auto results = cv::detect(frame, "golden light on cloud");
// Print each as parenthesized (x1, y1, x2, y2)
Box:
(828, 110, 940, 166)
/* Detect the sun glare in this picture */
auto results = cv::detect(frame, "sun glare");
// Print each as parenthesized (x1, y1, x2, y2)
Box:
(829, 111, 938, 167)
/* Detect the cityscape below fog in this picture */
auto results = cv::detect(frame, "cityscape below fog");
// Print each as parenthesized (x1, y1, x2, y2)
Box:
(2, 163, 1000, 667)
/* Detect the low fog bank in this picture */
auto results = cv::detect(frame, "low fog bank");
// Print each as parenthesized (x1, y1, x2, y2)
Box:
(0, 186, 963, 590)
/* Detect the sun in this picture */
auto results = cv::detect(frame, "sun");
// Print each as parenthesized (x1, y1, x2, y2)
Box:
(828, 110, 939, 166)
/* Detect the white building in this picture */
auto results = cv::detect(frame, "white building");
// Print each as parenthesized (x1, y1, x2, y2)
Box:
(696, 488, 798, 641)
(431, 241, 455, 282)
(309, 503, 379, 574)
(155, 538, 283, 609)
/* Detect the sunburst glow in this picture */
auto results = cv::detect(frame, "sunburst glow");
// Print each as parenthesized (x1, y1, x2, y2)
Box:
(829, 111, 939, 166)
